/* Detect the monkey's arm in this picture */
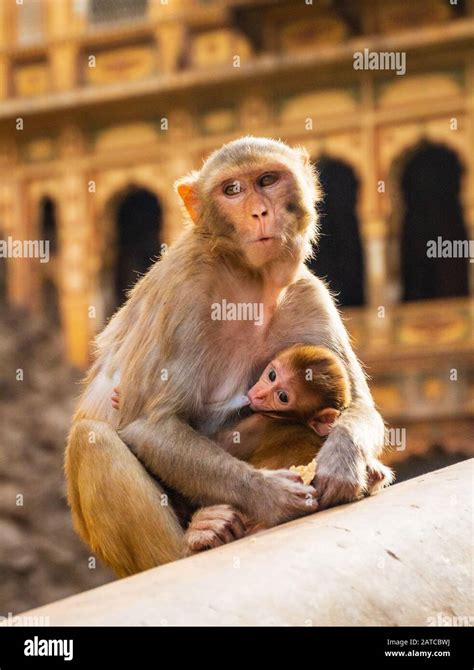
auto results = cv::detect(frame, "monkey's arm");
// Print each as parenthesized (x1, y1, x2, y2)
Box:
(119, 414, 317, 527)
(296, 274, 385, 508)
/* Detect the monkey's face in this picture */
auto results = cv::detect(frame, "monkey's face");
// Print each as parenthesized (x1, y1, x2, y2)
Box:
(247, 357, 300, 413)
(176, 138, 320, 268)
(211, 164, 303, 268)
(247, 354, 342, 436)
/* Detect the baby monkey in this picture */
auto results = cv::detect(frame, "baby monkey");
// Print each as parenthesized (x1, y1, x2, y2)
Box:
(216, 343, 351, 471)
(111, 344, 393, 552)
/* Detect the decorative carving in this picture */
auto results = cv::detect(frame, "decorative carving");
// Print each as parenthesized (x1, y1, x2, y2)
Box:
(190, 29, 253, 69)
(377, 73, 462, 108)
(280, 14, 349, 52)
(280, 88, 358, 124)
(14, 61, 50, 97)
(95, 123, 160, 152)
(0, 136, 19, 167)
(201, 108, 236, 135)
(58, 125, 86, 158)
(377, 0, 452, 34)
(24, 138, 55, 162)
(167, 109, 195, 141)
(380, 122, 467, 180)
(84, 44, 156, 85)
(312, 132, 362, 180)
(396, 310, 469, 347)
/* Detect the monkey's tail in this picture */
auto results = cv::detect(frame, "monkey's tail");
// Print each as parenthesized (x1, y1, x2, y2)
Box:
(65, 419, 185, 577)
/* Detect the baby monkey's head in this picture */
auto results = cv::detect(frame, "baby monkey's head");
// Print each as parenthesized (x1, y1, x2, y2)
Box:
(247, 344, 351, 436)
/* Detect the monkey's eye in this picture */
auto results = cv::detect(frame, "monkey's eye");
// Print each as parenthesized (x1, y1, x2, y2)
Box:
(268, 368, 276, 382)
(258, 173, 279, 188)
(223, 181, 243, 196)
(277, 390, 289, 404)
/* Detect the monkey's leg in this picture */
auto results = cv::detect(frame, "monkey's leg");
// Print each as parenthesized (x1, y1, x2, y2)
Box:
(65, 419, 185, 577)
(184, 427, 320, 554)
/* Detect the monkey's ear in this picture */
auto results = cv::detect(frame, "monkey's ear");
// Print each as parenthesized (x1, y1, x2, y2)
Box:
(175, 173, 201, 224)
(308, 408, 340, 437)
(294, 145, 311, 167)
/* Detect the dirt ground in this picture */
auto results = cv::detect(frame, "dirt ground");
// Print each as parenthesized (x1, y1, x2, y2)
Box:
(0, 308, 113, 615)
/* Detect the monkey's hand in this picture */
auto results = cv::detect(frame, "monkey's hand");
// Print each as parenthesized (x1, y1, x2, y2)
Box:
(312, 402, 385, 510)
(184, 505, 247, 554)
(253, 469, 318, 527)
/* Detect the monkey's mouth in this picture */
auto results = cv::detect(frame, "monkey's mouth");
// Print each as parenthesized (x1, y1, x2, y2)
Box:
(251, 236, 279, 244)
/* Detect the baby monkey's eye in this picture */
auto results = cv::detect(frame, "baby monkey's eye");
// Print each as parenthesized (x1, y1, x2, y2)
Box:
(277, 390, 289, 404)
(223, 181, 242, 196)
(258, 173, 278, 188)
(268, 368, 276, 382)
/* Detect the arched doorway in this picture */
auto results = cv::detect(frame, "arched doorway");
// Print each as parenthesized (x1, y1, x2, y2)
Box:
(399, 142, 469, 301)
(102, 187, 162, 320)
(307, 156, 365, 307)
(39, 197, 60, 324)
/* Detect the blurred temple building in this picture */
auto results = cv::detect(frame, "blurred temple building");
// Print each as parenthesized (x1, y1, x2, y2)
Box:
(0, 0, 472, 471)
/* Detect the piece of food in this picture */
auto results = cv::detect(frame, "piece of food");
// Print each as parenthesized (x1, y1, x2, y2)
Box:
(290, 458, 317, 485)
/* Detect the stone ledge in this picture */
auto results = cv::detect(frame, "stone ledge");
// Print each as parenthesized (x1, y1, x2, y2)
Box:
(16, 460, 473, 626)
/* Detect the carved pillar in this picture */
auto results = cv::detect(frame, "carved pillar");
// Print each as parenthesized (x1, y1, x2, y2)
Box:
(153, 21, 185, 74)
(46, 0, 78, 91)
(0, 126, 36, 309)
(0, 0, 13, 99)
(57, 125, 93, 367)
(359, 76, 391, 350)
(360, 78, 389, 310)
(0, 179, 36, 310)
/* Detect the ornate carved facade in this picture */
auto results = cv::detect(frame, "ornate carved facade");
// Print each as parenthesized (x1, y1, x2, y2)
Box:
(0, 0, 472, 466)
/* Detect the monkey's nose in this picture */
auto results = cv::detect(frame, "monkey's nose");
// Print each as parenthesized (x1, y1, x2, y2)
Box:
(252, 209, 268, 221)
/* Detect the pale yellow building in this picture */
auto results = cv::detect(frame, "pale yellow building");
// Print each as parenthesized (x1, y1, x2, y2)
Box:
(0, 0, 472, 468)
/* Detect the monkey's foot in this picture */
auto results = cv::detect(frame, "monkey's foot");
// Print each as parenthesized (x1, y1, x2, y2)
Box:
(184, 505, 247, 554)
(366, 460, 395, 494)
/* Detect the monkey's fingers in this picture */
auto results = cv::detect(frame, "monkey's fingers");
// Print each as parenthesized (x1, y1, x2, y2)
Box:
(311, 472, 364, 510)
(270, 468, 304, 484)
(186, 505, 247, 553)
(290, 482, 318, 513)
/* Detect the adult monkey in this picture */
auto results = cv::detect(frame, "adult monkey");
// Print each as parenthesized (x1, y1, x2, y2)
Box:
(65, 137, 385, 577)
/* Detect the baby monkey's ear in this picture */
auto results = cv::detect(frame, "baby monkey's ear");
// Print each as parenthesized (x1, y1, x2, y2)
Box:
(308, 408, 341, 437)
(175, 171, 201, 224)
